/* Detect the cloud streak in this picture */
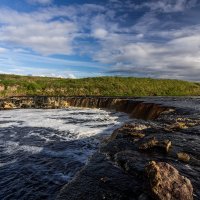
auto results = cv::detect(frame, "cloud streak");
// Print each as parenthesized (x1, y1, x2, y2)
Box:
(0, 8, 77, 55)
(0, 0, 199, 81)
(27, 0, 53, 5)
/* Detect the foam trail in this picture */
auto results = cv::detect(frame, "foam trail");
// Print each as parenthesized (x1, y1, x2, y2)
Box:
(0, 108, 130, 200)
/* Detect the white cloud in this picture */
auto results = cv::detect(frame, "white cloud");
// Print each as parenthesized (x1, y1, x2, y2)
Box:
(0, 8, 77, 55)
(93, 28, 108, 39)
(101, 34, 200, 80)
(0, 1, 200, 80)
(138, 0, 194, 13)
(0, 49, 106, 70)
(112, 0, 198, 13)
(168, 35, 200, 53)
(0, 47, 7, 53)
(27, 0, 53, 5)
(68, 74, 76, 79)
(0, 4, 107, 55)
(1, 66, 77, 79)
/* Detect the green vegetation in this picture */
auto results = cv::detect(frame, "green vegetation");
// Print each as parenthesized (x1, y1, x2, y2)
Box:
(0, 74, 199, 97)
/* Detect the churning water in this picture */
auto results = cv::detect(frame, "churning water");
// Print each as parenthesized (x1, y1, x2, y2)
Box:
(0, 108, 130, 200)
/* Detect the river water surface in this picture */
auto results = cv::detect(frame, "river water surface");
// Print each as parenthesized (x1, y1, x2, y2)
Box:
(0, 108, 130, 200)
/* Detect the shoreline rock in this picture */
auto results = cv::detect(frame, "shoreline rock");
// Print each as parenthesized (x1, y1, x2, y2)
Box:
(177, 152, 190, 162)
(55, 97, 200, 200)
(146, 161, 193, 200)
(0, 96, 172, 120)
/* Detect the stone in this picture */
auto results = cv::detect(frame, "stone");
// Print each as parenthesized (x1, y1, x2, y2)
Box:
(61, 101, 69, 108)
(139, 138, 172, 153)
(114, 151, 148, 176)
(100, 176, 110, 183)
(176, 122, 188, 129)
(166, 121, 188, 131)
(146, 161, 193, 200)
(109, 124, 147, 141)
(128, 124, 149, 131)
(139, 137, 159, 150)
(2, 102, 16, 109)
(122, 123, 149, 131)
(159, 140, 172, 153)
(177, 152, 190, 162)
(130, 132, 145, 139)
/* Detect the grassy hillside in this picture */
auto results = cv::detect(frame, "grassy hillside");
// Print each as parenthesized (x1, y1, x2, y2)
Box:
(0, 74, 199, 97)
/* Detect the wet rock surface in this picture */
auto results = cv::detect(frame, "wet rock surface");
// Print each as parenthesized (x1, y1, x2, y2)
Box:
(177, 152, 191, 162)
(57, 153, 140, 200)
(139, 137, 172, 153)
(146, 161, 193, 200)
(57, 98, 200, 200)
(0, 96, 171, 120)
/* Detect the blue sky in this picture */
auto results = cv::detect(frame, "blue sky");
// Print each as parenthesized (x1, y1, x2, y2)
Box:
(0, 0, 200, 80)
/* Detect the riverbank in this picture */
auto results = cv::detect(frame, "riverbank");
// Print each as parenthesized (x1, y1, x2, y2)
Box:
(0, 96, 171, 120)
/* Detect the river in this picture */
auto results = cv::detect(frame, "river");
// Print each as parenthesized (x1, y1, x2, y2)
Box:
(0, 108, 130, 200)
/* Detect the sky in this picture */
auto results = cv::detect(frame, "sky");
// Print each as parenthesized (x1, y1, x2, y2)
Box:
(0, 0, 200, 81)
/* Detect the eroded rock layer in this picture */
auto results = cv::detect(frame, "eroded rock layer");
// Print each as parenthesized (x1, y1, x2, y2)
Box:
(0, 96, 171, 120)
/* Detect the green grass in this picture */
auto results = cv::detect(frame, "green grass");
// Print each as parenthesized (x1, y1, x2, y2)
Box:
(0, 74, 199, 97)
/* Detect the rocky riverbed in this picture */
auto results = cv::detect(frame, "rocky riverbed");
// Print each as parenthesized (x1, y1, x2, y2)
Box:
(0, 96, 200, 200)
(56, 97, 200, 200)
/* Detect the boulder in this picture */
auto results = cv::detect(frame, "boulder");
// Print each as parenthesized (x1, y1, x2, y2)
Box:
(139, 138, 172, 153)
(1, 102, 16, 109)
(159, 140, 172, 153)
(173, 122, 188, 129)
(130, 132, 145, 139)
(60, 101, 69, 108)
(165, 118, 198, 131)
(177, 152, 190, 162)
(110, 123, 147, 141)
(146, 161, 193, 200)
(139, 137, 159, 150)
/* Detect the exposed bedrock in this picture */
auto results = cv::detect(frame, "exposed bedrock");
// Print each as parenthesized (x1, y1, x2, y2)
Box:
(56, 104, 200, 200)
(0, 96, 171, 120)
(146, 161, 193, 200)
(56, 121, 200, 200)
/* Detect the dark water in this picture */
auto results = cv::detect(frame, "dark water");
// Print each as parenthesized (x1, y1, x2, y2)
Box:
(0, 108, 129, 200)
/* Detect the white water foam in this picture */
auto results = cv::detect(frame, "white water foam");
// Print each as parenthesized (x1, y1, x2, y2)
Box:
(0, 108, 128, 139)
(0, 108, 130, 200)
